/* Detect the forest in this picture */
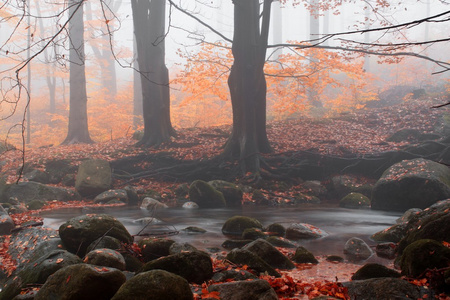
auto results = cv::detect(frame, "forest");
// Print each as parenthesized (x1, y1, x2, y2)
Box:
(0, 0, 450, 299)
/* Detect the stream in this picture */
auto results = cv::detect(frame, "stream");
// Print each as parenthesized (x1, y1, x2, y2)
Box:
(40, 204, 400, 261)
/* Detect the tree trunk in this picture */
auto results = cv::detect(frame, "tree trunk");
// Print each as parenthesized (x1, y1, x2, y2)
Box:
(131, 0, 175, 146)
(223, 0, 272, 175)
(62, 0, 93, 144)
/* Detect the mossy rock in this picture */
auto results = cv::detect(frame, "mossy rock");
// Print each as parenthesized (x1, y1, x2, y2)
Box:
(399, 239, 450, 277)
(371, 223, 407, 243)
(242, 228, 267, 240)
(351, 263, 401, 280)
(265, 223, 286, 237)
(188, 180, 226, 208)
(86, 236, 122, 253)
(208, 279, 278, 300)
(221, 239, 253, 249)
(138, 238, 175, 262)
(139, 250, 213, 284)
(292, 246, 318, 264)
(26, 200, 47, 210)
(266, 236, 297, 249)
(112, 270, 193, 300)
(345, 277, 420, 300)
(243, 239, 295, 270)
(208, 180, 243, 207)
(59, 214, 132, 256)
(222, 215, 263, 236)
(226, 248, 280, 277)
(75, 159, 112, 197)
(326, 255, 344, 263)
(339, 192, 370, 209)
(83, 248, 126, 271)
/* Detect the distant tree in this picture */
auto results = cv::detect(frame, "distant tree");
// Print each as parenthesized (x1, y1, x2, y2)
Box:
(131, 0, 176, 146)
(62, 0, 94, 144)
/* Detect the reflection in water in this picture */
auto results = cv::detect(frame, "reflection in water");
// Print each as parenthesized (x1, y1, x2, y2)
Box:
(41, 204, 400, 259)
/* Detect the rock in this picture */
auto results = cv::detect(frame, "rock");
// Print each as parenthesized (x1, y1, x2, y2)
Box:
(330, 175, 372, 199)
(265, 223, 286, 237)
(399, 239, 450, 278)
(45, 159, 77, 184)
(396, 208, 422, 224)
(132, 217, 162, 225)
(221, 239, 253, 249)
(122, 252, 143, 272)
(285, 223, 327, 240)
(174, 183, 190, 197)
(212, 269, 257, 282)
(188, 180, 226, 208)
(34, 264, 126, 300)
(59, 214, 132, 256)
(86, 236, 122, 253)
(208, 180, 243, 207)
(138, 238, 175, 262)
(292, 246, 318, 264)
(75, 159, 112, 197)
(343, 237, 373, 261)
(139, 250, 213, 284)
(183, 226, 206, 234)
(26, 200, 47, 210)
(226, 248, 280, 277)
(0, 250, 82, 300)
(111, 270, 193, 300)
(222, 215, 263, 237)
(182, 201, 199, 209)
(339, 192, 370, 209)
(292, 193, 321, 204)
(23, 169, 50, 184)
(371, 158, 450, 211)
(5, 182, 80, 203)
(371, 223, 408, 243)
(266, 236, 298, 248)
(387, 128, 422, 142)
(208, 279, 278, 300)
(169, 242, 197, 254)
(326, 255, 344, 263)
(243, 239, 295, 270)
(123, 186, 139, 206)
(139, 197, 168, 211)
(242, 228, 267, 240)
(375, 242, 397, 259)
(302, 180, 327, 197)
(94, 189, 128, 204)
(251, 189, 270, 205)
(0, 205, 14, 235)
(351, 263, 401, 280)
(83, 248, 126, 271)
(345, 277, 420, 300)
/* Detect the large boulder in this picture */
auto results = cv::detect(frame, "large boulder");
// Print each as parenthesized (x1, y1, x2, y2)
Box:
(188, 180, 226, 208)
(226, 248, 280, 277)
(93, 189, 128, 204)
(222, 215, 263, 236)
(339, 192, 370, 209)
(243, 239, 295, 270)
(139, 250, 213, 284)
(75, 159, 112, 197)
(34, 264, 126, 300)
(111, 270, 193, 300)
(351, 263, 400, 280)
(208, 180, 243, 207)
(345, 277, 421, 300)
(208, 279, 278, 300)
(371, 158, 450, 211)
(59, 214, 132, 256)
(138, 238, 175, 262)
(292, 246, 319, 264)
(83, 248, 126, 271)
(5, 182, 80, 203)
(343, 237, 373, 261)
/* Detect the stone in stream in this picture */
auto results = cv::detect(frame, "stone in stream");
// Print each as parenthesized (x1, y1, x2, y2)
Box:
(285, 223, 328, 240)
(222, 215, 263, 236)
(75, 159, 112, 197)
(343, 237, 373, 261)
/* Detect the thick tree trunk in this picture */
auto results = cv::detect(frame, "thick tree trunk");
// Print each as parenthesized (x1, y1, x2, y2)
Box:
(131, 0, 175, 146)
(62, 0, 93, 144)
(223, 0, 272, 174)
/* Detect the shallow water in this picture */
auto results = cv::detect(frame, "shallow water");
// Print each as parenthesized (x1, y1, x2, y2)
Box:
(41, 204, 400, 260)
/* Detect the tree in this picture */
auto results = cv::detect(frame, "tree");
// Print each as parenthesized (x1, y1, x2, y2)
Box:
(222, 0, 273, 176)
(131, 0, 175, 146)
(62, 0, 94, 144)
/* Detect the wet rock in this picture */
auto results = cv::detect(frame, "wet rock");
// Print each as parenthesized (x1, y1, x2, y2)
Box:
(265, 223, 286, 237)
(5, 182, 80, 203)
(208, 180, 243, 207)
(212, 269, 257, 282)
(339, 192, 370, 209)
(169, 242, 197, 254)
(111, 270, 193, 300)
(86, 236, 122, 253)
(266, 236, 297, 248)
(222, 215, 263, 237)
(122, 252, 143, 272)
(139, 197, 168, 211)
(351, 263, 401, 280)
(221, 239, 252, 249)
(345, 277, 420, 300)
(138, 238, 175, 262)
(75, 159, 112, 197)
(326, 255, 344, 263)
(132, 217, 162, 226)
(208, 279, 278, 300)
(34, 264, 126, 300)
(242, 228, 267, 240)
(371, 223, 408, 243)
(285, 223, 327, 240)
(183, 226, 206, 234)
(94, 189, 128, 204)
(372, 158, 450, 211)
(226, 248, 280, 277)
(243, 239, 295, 270)
(399, 239, 450, 278)
(188, 180, 226, 208)
(375, 242, 397, 259)
(396, 208, 422, 224)
(343, 237, 373, 261)
(83, 248, 126, 271)
(59, 214, 132, 256)
(292, 246, 318, 264)
(139, 250, 213, 284)
(182, 201, 199, 209)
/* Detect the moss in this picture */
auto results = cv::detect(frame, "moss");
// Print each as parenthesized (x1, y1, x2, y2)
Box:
(222, 215, 263, 236)
(339, 192, 370, 209)
(188, 180, 226, 208)
(293, 246, 318, 264)
(351, 263, 400, 280)
(26, 200, 47, 210)
(242, 228, 267, 240)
